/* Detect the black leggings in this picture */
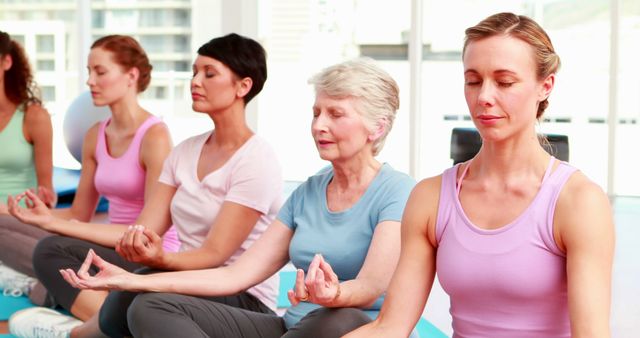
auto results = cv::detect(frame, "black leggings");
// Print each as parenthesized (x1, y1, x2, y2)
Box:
(32, 235, 142, 311)
(100, 283, 275, 338)
(126, 292, 371, 338)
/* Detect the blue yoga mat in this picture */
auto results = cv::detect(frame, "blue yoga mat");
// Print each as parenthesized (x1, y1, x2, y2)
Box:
(0, 294, 34, 321)
(276, 270, 296, 308)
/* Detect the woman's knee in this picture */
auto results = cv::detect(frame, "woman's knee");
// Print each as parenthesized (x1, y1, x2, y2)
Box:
(32, 235, 68, 270)
(33, 235, 64, 257)
(99, 290, 140, 338)
(127, 293, 182, 337)
(127, 293, 165, 323)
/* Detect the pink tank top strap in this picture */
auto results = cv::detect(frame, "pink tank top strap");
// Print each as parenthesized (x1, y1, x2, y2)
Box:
(435, 164, 462, 243)
(541, 156, 556, 182)
(456, 161, 472, 195)
(130, 115, 162, 146)
(126, 115, 162, 170)
(96, 115, 162, 164)
(95, 118, 110, 156)
(538, 160, 578, 256)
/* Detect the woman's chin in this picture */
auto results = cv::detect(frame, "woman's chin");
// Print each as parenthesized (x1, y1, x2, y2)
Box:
(317, 153, 336, 162)
(91, 99, 107, 107)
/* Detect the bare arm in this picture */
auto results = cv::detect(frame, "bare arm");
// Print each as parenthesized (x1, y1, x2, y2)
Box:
(45, 122, 172, 240)
(139, 123, 173, 202)
(130, 200, 265, 271)
(53, 180, 175, 247)
(62, 220, 293, 296)
(10, 153, 176, 248)
(8, 124, 122, 243)
(23, 104, 55, 207)
(555, 173, 614, 338)
(51, 123, 102, 222)
(9, 189, 130, 247)
(344, 176, 441, 338)
(291, 220, 402, 309)
(342, 221, 401, 307)
(111, 121, 174, 254)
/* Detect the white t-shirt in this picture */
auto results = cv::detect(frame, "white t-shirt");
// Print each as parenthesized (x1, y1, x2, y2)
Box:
(159, 130, 283, 310)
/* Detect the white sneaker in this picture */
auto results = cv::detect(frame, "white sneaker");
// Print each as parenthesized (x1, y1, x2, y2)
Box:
(9, 307, 82, 338)
(0, 261, 37, 297)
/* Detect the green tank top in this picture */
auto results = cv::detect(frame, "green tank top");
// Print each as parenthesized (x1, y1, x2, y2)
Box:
(0, 108, 37, 202)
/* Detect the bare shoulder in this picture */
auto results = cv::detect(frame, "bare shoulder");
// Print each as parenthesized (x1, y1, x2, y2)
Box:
(555, 170, 613, 249)
(404, 174, 443, 245)
(409, 175, 443, 214)
(412, 175, 443, 199)
(557, 171, 610, 213)
(141, 121, 172, 148)
(23, 103, 51, 124)
(83, 122, 102, 150)
(22, 103, 52, 142)
(140, 120, 173, 165)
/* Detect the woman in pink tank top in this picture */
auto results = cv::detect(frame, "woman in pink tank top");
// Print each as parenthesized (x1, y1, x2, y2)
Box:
(347, 12, 615, 338)
(7, 35, 179, 336)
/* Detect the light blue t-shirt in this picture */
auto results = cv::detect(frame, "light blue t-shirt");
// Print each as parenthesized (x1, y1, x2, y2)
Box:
(278, 163, 416, 329)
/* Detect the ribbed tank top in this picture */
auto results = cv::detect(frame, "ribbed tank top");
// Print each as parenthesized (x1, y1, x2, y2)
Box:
(435, 158, 577, 338)
(0, 108, 37, 203)
(94, 116, 180, 252)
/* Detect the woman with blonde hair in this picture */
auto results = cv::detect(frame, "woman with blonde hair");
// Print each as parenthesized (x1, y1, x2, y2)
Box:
(346, 12, 614, 338)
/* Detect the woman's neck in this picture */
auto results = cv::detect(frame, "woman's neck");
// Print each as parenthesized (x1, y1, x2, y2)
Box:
(207, 102, 253, 149)
(472, 134, 551, 181)
(107, 96, 147, 132)
(0, 91, 18, 116)
(331, 155, 382, 191)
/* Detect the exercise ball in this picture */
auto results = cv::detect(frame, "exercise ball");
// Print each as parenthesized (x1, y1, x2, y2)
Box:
(63, 91, 111, 163)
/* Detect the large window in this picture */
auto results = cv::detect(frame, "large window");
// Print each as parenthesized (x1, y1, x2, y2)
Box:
(256, 0, 618, 191)
(415, 0, 614, 190)
(615, 0, 640, 196)
(0, 0, 635, 192)
(0, 0, 194, 169)
(257, 0, 411, 180)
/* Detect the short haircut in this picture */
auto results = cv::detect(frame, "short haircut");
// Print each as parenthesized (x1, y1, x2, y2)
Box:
(308, 58, 400, 156)
(197, 33, 267, 104)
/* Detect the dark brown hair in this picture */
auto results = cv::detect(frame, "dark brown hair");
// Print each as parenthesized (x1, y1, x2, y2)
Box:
(464, 12, 561, 118)
(0, 30, 41, 106)
(91, 35, 152, 92)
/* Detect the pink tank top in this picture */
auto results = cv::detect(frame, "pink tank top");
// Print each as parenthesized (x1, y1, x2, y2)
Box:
(435, 158, 577, 338)
(94, 116, 180, 252)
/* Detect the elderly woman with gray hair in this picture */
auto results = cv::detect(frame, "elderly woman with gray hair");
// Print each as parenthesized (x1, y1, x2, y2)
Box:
(61, 58, 416, 338)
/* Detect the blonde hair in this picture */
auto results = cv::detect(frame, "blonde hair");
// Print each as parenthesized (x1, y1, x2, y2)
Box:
(308, 58, 400, 156)
(464, 12, 561, 118)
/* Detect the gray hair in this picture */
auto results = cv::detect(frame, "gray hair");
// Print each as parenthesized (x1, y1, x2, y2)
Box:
(308, 58, 400, 156)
